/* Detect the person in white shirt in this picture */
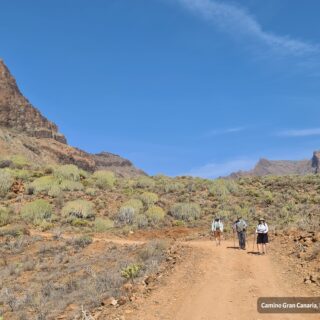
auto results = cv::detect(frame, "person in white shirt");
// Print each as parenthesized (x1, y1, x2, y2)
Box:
(212, 218, 224, 246)
(256, 218, 269, 255)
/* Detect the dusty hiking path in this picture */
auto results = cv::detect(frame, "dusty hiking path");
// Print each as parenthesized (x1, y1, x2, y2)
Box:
(29, 230, 318, 319)
(119, 239, 318, 320)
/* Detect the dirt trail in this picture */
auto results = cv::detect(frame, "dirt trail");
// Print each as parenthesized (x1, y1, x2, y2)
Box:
(122, 240, 318, 320)
(29, 230, 318, 319)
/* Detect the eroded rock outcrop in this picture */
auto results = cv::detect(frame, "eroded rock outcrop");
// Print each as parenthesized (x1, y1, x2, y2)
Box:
(0, 59, 145, 176)
(0, 59, 66, 143)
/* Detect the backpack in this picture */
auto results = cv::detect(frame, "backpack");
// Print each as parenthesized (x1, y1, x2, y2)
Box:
(236, 220, 246, 232)
(214, 221, 221, 231)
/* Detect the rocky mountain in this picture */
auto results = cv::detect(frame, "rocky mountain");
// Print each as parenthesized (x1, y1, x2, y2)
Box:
(0, 59, 145, 176)
(229, 152, 320, 178)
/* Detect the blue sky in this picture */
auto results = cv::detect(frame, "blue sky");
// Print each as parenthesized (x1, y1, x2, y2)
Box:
(1, 0, 320, 177)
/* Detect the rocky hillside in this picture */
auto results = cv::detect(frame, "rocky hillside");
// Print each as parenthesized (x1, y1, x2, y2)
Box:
(0, 59, 144, 176)
(229, 152, 320, 178)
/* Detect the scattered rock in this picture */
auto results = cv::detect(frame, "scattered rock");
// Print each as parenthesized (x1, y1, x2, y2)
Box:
(102, 297, 118, 306)
(118, 296, 128, 306)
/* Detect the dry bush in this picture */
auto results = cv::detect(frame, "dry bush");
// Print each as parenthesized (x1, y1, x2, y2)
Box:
(92, 171, 115, 189)
(170, 202, 201, 221)
(54, 164, 81, 181)
(62, 200, 95, 220)
(0, 170, 13, 197)
(94, 218, 114, 232)
(21, 200, 53, 225)
(134, 176, 155, 189)
(139, 192, 159, 207)
(145, 206, 165, 224)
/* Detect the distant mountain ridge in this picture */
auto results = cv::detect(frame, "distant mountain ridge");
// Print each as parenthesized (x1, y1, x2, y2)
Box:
(229, 152, 320, 178)
(0, 59, 145, 176)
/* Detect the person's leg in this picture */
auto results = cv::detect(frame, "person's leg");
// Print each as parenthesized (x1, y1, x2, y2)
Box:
(214, 231, 219, 246)
(218, 231, 221, 245)
(239, 232, 245, 249)
(243, 232, 246, 249)
(237, 232, 241, 248)
(264, 234, 268, 254)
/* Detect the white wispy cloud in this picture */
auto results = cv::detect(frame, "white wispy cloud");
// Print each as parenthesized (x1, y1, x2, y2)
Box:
(278, 128, 320, 137)
(185, 158, 256, 178)
(177, 0, 319, 56)
(204, 126, 245, 138)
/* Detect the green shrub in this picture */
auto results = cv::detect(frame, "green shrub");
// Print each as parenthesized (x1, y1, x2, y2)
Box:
(73, 235, 93, 248)
(263, 191, 274, 205)
(116, 206, 135, 225)
(30, 176, 58, 194)
(48, 184, 62, 197)
(0, 226, 27, 237)
(0, 206, 10, 226)
(170, 203, 201, 221)
(94, 218, 114, 232)
(92, 170, 115, 189)
(173, 220, 185, 227)
(139, 240, 168, 262)
(0, 170, 13, 196)
(163, 182, 184, 193)
(139, 192, 159, 207)
(10, 155, 29, 169)
(208, 180, 230, 197)
(134, 176, 155, 189)
(79, 169, 90, 179)
(134, 214, 149, 228)
(60, 180, 84, 191)
(121, 264, 141, 282)
(54, 164, 80, 181)
(21, 200, 53, 224)
(122, 199, 143, 214)
(38, 220, 54, 231)
(70, 218, 90, 227)
(85, 188, 97, 196)
(145, 205, 165, 223)
(4, 168, 31, 180)
(62, 200, 95, 220)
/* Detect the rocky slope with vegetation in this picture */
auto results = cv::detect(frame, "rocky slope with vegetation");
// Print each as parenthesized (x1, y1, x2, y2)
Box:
(0, 158, 319, 318)
(0, 59, 319, 319)
(0, 59, 144, 176)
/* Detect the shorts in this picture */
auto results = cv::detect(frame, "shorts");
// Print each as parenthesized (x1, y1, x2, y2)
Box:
(214, 230, 221, 238)
(257, 233, 268, 244)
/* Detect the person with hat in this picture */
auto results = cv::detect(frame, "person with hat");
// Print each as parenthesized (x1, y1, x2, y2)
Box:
(212, 217, 224, 246)
(256, 218, 269, 254)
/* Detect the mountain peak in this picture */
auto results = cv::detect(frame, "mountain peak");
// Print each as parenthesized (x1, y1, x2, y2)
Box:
(0, 59, 67, 143)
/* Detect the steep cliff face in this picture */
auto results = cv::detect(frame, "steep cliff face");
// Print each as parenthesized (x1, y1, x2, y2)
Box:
(0, 60, 66, 143)
(0, 59, 145, 177)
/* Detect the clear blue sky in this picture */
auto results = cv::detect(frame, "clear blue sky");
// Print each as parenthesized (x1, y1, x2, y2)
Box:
(1, 0, 320, 177)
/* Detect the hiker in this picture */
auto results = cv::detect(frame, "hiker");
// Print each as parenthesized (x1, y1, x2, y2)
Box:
(233, 216, 248, 250)
(256, 218, 268, 255)
(212, 217, 224, 246)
